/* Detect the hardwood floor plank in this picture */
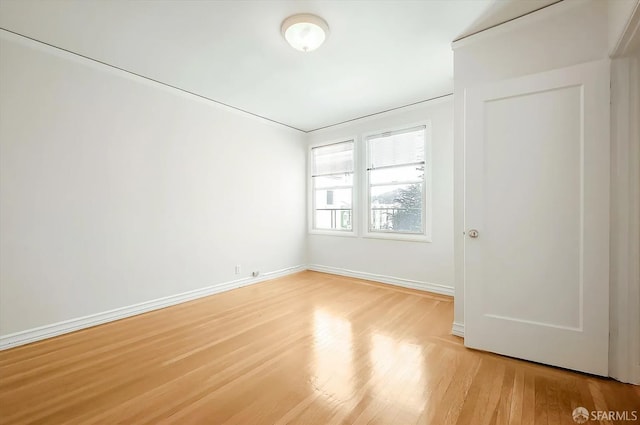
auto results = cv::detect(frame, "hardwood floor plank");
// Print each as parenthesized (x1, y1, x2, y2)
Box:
(0, 271, 637, 424)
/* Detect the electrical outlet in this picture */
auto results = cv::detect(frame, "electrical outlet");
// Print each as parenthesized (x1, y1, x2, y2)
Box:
(235, 265, 241, 275)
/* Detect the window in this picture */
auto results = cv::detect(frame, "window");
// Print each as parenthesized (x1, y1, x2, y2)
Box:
(366, 125, 428, 238)
(311, 140, 354, 232)
(308, 124, 430, 241)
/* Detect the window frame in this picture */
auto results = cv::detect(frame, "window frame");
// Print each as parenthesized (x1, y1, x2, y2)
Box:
(308, 137, 358, 237)
(362, 122, 432, 242)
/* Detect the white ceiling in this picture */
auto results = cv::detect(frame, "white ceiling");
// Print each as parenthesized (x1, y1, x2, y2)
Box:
(0, 0, 559, 132)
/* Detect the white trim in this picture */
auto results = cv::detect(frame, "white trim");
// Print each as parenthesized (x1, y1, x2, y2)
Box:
(610, 56, 640, 385)
(0, 265, 305, 351)
(307, 264, 453, 296)
(610, 55, 640, 385)
(362, 232, 430, 243)
(308, 229, 357, 238)
(451, 0, 582, 50)
(452, 321, 465, 337)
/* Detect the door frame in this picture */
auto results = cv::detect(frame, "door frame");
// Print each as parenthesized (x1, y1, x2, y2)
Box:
(609, 2, 640, 384)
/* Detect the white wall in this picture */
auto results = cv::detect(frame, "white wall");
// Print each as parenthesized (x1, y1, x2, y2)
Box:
(307, 98, 454, 292)
(608, 0, 640, 54)
(0, 30, 307, 337)
(452, 0, 610, 329)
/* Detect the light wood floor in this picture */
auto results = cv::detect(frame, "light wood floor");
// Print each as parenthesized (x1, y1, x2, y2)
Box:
(0, 271, 638, 424)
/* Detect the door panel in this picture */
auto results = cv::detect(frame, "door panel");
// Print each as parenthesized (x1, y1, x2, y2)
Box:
(464, 60, 610, 376)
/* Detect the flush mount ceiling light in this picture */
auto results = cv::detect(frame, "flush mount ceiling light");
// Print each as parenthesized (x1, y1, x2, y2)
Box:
(281, 14, 329, 52)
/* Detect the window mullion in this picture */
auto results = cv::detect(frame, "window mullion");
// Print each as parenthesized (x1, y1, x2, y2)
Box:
(367, 161, 425, 171)
(312, 171, 354, 178)
(369, 180, 422, 188)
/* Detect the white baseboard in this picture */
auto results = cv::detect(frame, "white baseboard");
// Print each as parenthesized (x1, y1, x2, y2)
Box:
(452, 321, 465, 337)
(307, 264, 454, 297)
(0, 264, 454, 351)
(0, 265, 305, 351)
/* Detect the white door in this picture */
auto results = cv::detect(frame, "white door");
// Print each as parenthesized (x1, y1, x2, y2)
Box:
(464, 60, 610, 376)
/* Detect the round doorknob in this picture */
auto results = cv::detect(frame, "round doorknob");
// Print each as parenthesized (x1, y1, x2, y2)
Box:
(468, 229, 479, 238)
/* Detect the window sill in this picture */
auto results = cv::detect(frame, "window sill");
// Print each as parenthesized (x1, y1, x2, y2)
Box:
(363, 232, 431, 243)
(309, 229, 357, 238)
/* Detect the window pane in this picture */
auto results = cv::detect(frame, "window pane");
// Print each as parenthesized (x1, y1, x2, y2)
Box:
(370, 183, 423, 233)
(315, 209, 352, 231)
(315, 188, 352, 231)
(368, 127, 425, 168)
(312, 141, 354, 176)
(314, 173, 353, 189)
(315, 188, 352, 209)
(369, 164, 424, 185)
